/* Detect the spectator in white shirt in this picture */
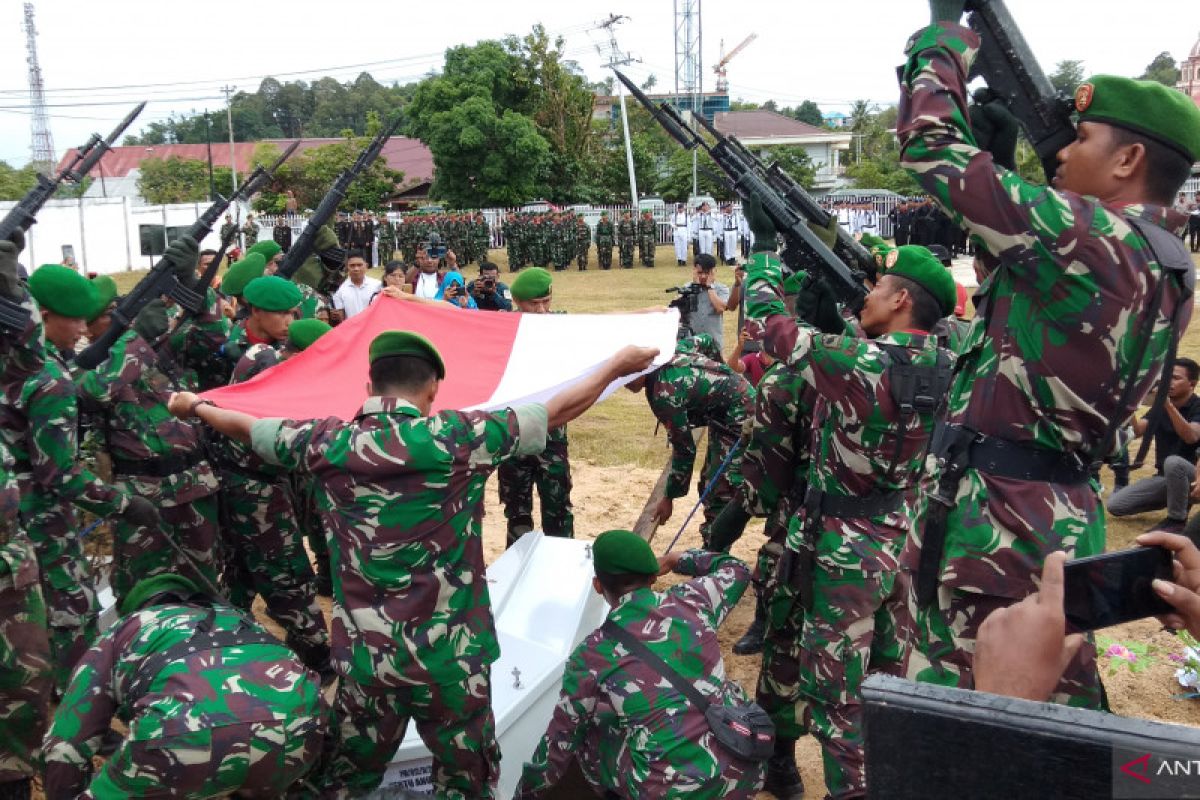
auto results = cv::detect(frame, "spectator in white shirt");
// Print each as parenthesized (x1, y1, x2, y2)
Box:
(331, 250, 382, 320)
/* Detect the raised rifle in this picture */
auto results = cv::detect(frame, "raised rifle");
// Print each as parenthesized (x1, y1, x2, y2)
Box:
(613, 71, 869, 309)
(76, 141, 300, 369)
(965, 0, 1076, 181)
(0, 102, 146, 242)
(277, 115, 404, 282)
(688, 112, 878, 282)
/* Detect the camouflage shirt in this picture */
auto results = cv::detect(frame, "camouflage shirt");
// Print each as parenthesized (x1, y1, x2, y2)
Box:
(739, 362, 817, 521)
(165, 287, 233, 391)
(42, 603, 323, 797)
(249, 398, 548, 687)
(898, 22, 1193, 596)
(745, 252, 949, 570)
(76, 330, 218, 504)
(645, 344, 752, 499)
(514, 550, 761, 799)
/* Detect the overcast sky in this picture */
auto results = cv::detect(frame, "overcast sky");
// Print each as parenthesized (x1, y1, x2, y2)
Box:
(0, 0, 1195, 166)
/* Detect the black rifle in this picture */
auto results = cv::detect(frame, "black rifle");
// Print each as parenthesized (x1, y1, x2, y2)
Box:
(277, 115, 404, 282)
(689, 112, 878, 282)
(614, 71, 868, 309)
(0, 102, 146, 242)
(966, 0, 1076, 182)
(76, 141, 300, 369)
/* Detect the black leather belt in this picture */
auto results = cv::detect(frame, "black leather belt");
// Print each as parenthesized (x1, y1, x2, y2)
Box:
(966, 433, 1090, 485)
(112, 450, 206, 478)
(819, 490, 903, 519)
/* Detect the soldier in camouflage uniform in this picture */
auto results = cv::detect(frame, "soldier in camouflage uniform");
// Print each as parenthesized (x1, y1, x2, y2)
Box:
(376, 213, 395, 266)
(627, 333, 751, 547)
(41, 574, 327, 800)
(575, 214, 590, 270)
(473, 212, 491, 265)
(2, 266, 158, 691)
(171, 322, 657, 799)
(530, 216, 549, 268)
(741, 227, 957, 798)
(76, 318, 222, 604)
(617, 211, 636, 269)
(551, 214, 571, 272)
(897, 10, 1200, 710)
(502, 213, 520, 271)
(595, 211, 614, 270)
(498, 269, 574, 545)
(241, 213, 259, 247)
(219, 214, 240, 252)
(638, 210, 657, 267)
(211, 276, 332, 678)
(514, 530, 763, 799)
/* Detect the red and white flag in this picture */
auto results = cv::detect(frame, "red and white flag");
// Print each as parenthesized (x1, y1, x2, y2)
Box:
(202, 296, 679, 420)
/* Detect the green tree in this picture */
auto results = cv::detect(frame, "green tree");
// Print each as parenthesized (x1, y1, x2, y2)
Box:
(137, 157, 234, 204)
(844, 150, 920, 194)
(750, 145, 816, 189)
(792, 100, 824, 127)
(655, 147, 728, 202)
(1138, 51, 1181, 86)
(1049, 59, 1085, 95)
(0, 161, 41, 201)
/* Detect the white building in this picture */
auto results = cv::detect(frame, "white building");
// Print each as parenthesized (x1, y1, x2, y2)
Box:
(711, 110, 852, 191)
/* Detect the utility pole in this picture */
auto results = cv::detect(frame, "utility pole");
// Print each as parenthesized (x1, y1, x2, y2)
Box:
(594, 14, 639, 208)
(222, 85, 239, 204)
(23, 3, 55, 175)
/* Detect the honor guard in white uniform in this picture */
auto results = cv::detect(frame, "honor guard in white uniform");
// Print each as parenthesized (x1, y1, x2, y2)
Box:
(720, 204, 741, 265)
(671, 203, 691, 266)
(691, 202, 716, 257)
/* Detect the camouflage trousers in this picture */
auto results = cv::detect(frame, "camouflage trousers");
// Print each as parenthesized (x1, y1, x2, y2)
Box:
(751, 517, 789, 609)
(757, 556, 904, 799)
(220, 473, 328, 657)
(292, 475, 330, 592)
(597, 244, 613, 269)
(497, 436, 574, 541)
(903, 582, 1104, 709)
(639, 237, 655, 267)
(315, 670, 499, 799)
(22, 506, 98, 692)
(696, 429, 744, 549)
(71, 713, 325, 799)
(109, 486, 220, 605)
(618, 240, 634, 268)
(0, 538, 52, 783)
(576, 243, 589, 269)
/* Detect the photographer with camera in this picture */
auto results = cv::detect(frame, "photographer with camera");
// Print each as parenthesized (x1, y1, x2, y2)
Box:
(466, 261, 512, 311)
(405, 238, 446, 300)
(685, 253, 731, 349)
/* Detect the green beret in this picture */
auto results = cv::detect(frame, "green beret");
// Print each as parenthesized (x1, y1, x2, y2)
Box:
(593, 529, 659, 576)
(87, 274, 119, 322)
(511, 267, 553, 301)
(858, 232, 887, 252)
(287, 318, 331, 351)
(885, 245, 957, 318)
(1074, 75, 1200, 163)
(119, 574, 200, 616)
(28, 264, 98, 319)
(221, 253, 266, 297)
(247, 240, 282, 263)
(368, 330, 446, 379)
(243, 275, 302, 312)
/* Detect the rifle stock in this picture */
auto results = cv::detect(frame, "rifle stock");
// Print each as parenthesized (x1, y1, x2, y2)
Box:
(74, 141, 300, 370)
(0, 102, 145, 241)
(613, 71, 868, 308)
(966, 0, 1076, 181)
(277, 115, 404, 281)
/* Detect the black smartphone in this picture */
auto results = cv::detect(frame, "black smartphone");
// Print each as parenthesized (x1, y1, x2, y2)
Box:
(1062, 546, 1173, 632)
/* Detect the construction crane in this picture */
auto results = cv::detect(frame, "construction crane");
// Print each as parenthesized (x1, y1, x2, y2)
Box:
(713, 33, 757, 93)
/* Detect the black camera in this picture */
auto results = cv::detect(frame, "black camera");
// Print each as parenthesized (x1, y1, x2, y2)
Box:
(480, 277, 496, 291)
(665, 284, 704, 339)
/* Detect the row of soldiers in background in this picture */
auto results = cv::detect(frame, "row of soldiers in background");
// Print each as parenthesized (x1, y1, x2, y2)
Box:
(891, 197, 971, 257)
(500, 210, 657, 271)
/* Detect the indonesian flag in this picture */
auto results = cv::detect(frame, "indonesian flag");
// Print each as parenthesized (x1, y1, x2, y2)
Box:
(202, 296, 679, 420)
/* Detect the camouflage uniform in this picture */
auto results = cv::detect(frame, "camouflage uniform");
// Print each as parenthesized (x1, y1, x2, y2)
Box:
(164, 286, 234, 391)
(897, 22, 1193, 708)
(473, 214, 491, 264)
(744, 250, 950, 797)
(42, 603, 327, 799)
(644, 336, 751, 547)
(211, 340, 329, 669)
(376, 217, 396, 266)
(1, 347, 129, 690)
(502, 216, 520, 271)
(617, 216, 636, 269)
(595, 216, 615, 270)
(249, 397, 549, 798)
(498, 425, 573, 544)
(638, 213, 657, 267)
(575, 218, 590, 270)
(241, 219, 259, 246)
(514, 550, 763, 799)
(76, 329, 221, 602)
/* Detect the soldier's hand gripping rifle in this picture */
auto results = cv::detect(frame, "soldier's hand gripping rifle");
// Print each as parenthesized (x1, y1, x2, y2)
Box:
(75, 141, 301, 370)
(688, 111, 878, 283)
(277, 114, 404, 284)
(614, 71, 869, 310)
(0, 102, 146, 242)
(965, 0, 1076, 181)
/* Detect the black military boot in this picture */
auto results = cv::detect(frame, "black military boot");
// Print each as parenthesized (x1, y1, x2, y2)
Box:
(764, 737, 805, 799)
(506, 517, 534, 548)
(0, 779, 31, 800)
(732, 596, 767, 655)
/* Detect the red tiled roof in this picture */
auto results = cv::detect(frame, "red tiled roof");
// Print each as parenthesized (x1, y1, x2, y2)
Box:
(712, 110, 831, 138)
(61, 137, 433, 187)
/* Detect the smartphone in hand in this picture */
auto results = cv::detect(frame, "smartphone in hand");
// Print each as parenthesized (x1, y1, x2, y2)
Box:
(1062, 546, 1173, 632)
